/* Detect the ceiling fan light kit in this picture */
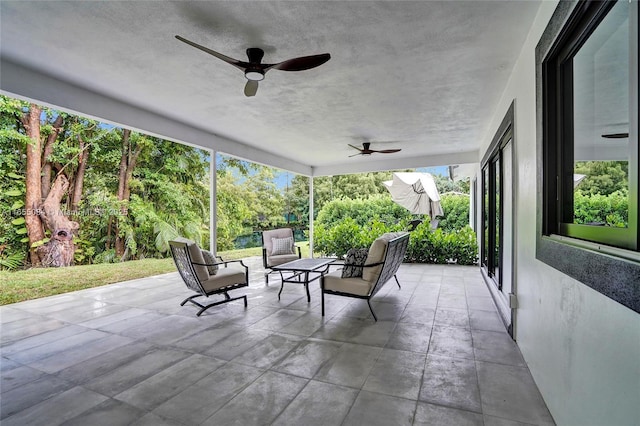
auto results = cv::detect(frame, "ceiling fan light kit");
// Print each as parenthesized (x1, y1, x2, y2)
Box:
(245, 70, 265, 81)
(175, 35, 330, 97)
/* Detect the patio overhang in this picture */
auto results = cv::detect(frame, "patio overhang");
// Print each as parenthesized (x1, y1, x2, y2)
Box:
(0, 0, 542, 177)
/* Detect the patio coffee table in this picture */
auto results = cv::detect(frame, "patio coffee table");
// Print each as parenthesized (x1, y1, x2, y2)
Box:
(271, 258, 335, 303)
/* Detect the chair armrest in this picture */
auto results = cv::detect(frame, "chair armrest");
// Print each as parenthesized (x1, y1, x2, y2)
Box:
(193, 259, 246, 269)
(339, 261, 384, 268)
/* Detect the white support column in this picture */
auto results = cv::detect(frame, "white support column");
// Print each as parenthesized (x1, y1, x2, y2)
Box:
(209, 150, 217, 253)
(309, 176, 314, 258)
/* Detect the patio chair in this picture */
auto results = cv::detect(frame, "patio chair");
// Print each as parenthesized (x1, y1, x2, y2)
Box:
(169, 238, 248, 316)
(321, 232, 409, 321)
(262, 228, 301, 284)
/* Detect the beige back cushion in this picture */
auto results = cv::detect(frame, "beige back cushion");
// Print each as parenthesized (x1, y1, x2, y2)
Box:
(263, 228, 294, 255)
(362, 232, 405, 282)
(174, 237, 209, 282)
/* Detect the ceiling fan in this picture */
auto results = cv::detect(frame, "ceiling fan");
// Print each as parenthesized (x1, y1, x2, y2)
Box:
(175, 35, 331, 97)
(348, 142, 402, 157)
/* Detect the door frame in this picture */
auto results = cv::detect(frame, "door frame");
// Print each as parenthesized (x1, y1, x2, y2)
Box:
(480, 101, 517, 338)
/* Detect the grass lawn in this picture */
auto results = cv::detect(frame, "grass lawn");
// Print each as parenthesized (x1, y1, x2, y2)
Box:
(0, 242, 310, 305)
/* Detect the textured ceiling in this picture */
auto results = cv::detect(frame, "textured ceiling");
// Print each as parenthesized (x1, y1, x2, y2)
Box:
(0, 1, 540, 176)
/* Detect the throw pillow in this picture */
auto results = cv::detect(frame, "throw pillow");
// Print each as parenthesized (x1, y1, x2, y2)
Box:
(271, 237, 294, 255)
(201, 250, 219, 275)
(342, 248, 369, 278)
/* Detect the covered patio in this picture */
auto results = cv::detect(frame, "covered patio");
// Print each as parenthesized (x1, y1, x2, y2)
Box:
(1, 261, 553, 425)
(2, 0, 639, 424)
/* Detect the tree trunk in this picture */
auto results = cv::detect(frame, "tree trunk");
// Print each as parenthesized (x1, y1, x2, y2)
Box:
(23, 104, 76, 267)
(36, 174, 80, 267)
(70, 137, 89, 212)
(114, 129, 131, 258)
(24, 104, 45, 266)
(41, 115, 64, 198)
(114, 129, 142, 259)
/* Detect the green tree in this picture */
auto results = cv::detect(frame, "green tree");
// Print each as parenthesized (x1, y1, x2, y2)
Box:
(244, 166, 286, 229)
(285, 174, 310, 226)
(216, 170, 252, 250)
(574, 161, 628, 196)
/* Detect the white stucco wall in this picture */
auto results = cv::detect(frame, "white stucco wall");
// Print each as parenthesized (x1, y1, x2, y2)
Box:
(479, 2, 640, 425)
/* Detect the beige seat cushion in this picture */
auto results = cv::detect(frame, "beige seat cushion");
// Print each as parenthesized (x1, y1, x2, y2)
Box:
(323, 270, 372, 296)
(173, 237, 209, 282)
(267, 253, 299, 267)
(362, 232, 405, 282)
(200, 267, 246, 292)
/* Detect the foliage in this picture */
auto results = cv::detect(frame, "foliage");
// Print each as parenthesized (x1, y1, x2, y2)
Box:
(573, 190, 628, 227)
(405, 222, 478, 265)
(432, 174, 470, 194)
(216, 169, 253, 251)
(243, 166, 286, 229)
(313, 217, 407, 258)
(315, 196, 412, 228)
(574, 161, 628, 196)
(0, 97, 30, 267)
(1, 95, 213, 266)
(437, 193, 470, 232)
(0, 251, 24, 271)
(313, 197, 477, 263)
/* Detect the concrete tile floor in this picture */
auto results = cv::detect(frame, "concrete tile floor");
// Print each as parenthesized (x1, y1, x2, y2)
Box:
(1, 258, 555, 425)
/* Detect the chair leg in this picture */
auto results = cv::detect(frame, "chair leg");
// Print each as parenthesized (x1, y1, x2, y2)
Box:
(321, 290, 325, 317)
(180, 294, 202, 306)
(366, 299, 378, 322)
(394, 275, 401, 289)
(195, 294, 249, 316)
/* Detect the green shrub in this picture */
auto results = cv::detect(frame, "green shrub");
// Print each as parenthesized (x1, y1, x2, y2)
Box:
(313, 217, 407, 258)
(405, 222, 478, 265)
(315, 196, 411, 228)
(438, 193, 470, 232)
(573, 190, 628, 227)
(313, 196, 478, 264)
(314, 216, 477, 264)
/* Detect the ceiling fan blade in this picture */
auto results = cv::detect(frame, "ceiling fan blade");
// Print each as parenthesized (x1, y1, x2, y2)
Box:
(244, 80, 259, 97)
(349, 152, 363, 157)
(267, 53, 331, 72)
(375, 149, 402, 154)
(348, 144, 364, 152)
(175, 35, 248, 70)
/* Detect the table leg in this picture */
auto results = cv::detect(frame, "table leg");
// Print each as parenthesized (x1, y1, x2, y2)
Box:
(278, 281, 284, 300)
(304, 271, 311, 303)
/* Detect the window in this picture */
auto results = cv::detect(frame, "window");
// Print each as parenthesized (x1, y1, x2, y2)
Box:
(544, 0, 637, 250)
(537, 0, 639, 314)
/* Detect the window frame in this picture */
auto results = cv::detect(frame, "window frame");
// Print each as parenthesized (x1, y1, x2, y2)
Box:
(536, 0, 640, 314)
(544, 0, 637, 250)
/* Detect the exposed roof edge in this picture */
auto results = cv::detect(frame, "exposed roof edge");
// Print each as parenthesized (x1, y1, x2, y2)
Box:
(312, 150, 480, 177)
(0, 57, 312, 176)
